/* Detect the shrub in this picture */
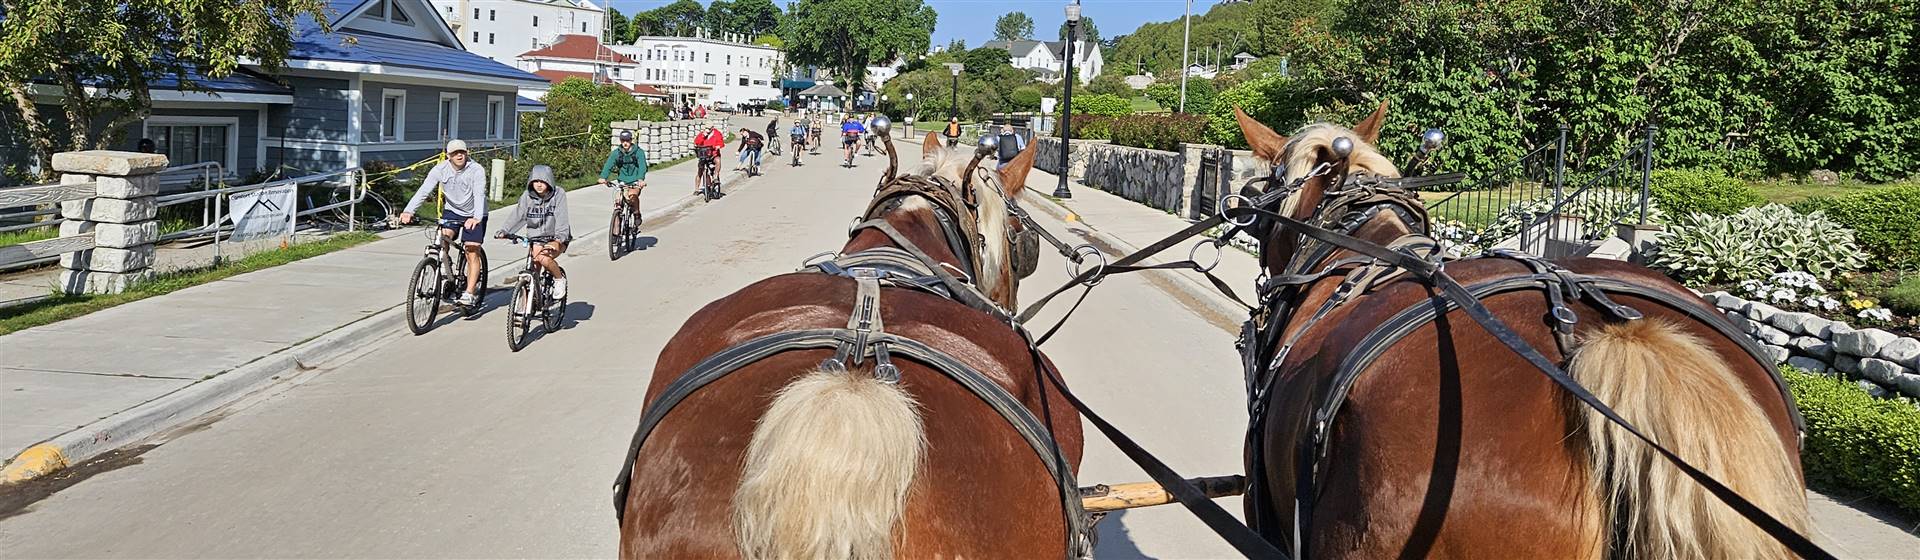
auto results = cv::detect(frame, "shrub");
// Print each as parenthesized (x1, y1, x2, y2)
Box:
(1145, 78, 1216, 114)
(1204, 74, 1325, 148)
(1108, 114, 1208, 151)
(1009, 86, 1044, 112)
(1884, 276, 1920, 316)
(1066, 114, 1114, 140)
(765, 99, 786, 111)
(1783, 367, 1920, 516)
(1648, 169, 1764, 217)
(1060, 93, 1133, 117)
(1651, 204, 1867, 284)
(1792, 185, 1920, 270)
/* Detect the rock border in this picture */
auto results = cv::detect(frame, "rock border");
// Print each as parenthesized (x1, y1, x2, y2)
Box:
(1703, 291, 1920, 399)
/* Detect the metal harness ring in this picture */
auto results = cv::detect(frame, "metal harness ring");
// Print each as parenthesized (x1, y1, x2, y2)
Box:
(1068, 244, 1107, 287)
(1221, 194, 1259, 227)
(1189, 238, 1224, 273)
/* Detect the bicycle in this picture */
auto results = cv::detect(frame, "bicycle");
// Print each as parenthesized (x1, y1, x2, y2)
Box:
(841, 133, 860, 167)
(606, 180, 642, 259)
(768, 135, 783, 156)
(863, 133, 877, 157)
(808, 129, 822, 154)
(501, 233, 565, 351)
(741, 146, 762, 177)
(790, 135, 806, 166)
(404, 219, 490, 335)
(696, 148, 722, 202)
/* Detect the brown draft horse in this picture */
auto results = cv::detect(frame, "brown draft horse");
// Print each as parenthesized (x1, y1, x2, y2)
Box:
(1233, 104, 1811, 559)
(617, 132, 1085, 558)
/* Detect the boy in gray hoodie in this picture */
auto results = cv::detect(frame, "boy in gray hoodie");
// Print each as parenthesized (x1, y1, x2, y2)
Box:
(494, 164, 572, 298)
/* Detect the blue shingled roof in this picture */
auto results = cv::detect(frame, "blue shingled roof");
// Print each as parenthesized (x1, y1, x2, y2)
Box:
(150, 68, 293, 95)
(517, 96, 546, 108)
(289, 0, 544, 84)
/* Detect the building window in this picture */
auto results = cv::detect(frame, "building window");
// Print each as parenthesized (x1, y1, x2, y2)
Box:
(438, 92, 460, 140)
(380, 89, 406, 141)
(387, 0, 411, 24)
(489, 9, 495, 21)
(705, 53, 710, 63)
(146, 120, 234, 169)
(473, 8, 479, 19)
(533, 15, 539, 27)
(472, 31, 479, 43)
(582, 22, 587, 32)
(488, 33, 494, 44)
(726, 55, 732, 64)
(703, 73, 716, 85)
(739, 76, 748, 86)
(531, 38, 537, 48)
(486, 96, 505, 139)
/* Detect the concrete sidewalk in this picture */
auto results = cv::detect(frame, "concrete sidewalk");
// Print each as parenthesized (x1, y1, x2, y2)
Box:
(0, 156, 746, 483)
(1020, 168, 1264, 324)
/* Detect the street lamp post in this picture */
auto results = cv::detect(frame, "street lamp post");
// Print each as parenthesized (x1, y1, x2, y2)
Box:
(1055, 0, 1081, 199)
(1178, 0, 1192, 112)
(905, 92, 916, 138)
(944, 63, 964, 122)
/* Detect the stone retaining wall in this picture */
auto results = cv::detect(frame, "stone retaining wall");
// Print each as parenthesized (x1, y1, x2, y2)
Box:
(1703, 291, 1920, 399)
(610, 117, 729, 165)
(1034, 137, 1267, 217)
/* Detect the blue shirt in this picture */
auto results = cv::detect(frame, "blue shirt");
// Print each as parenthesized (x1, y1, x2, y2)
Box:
(842, 122, 865, 135)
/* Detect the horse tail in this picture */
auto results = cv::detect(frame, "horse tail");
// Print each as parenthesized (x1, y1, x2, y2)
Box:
(1567, 318, 1808, 560)
(732, 367, 925, 560)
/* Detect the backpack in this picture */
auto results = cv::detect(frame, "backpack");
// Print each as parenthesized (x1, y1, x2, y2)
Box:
(615, 147, 640, 169)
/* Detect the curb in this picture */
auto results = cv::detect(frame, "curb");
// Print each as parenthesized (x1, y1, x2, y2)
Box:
(1020, 191, 1250, 326)
(0, 170, 761, 486)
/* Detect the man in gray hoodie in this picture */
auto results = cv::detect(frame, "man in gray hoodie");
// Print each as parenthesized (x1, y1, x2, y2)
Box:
(494, 165, 572, 299)
(400, 139, 489, 306)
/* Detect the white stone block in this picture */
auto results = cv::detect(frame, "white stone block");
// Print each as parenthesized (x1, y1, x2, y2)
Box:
(1761, 345, 1790, 364)
(60, 246, 153, 273)
(1790, 336, 1835, 360)
(1895, 373, 1920, 398)
(60, 196, 157, 223)
(60, 220, 158, 248)
(1786, 356, 1829, 373)
(1753, 324, 1792, 346)
(65, 173, 160, 198)
(57, 268, 153, 295)
(1770, 311, 1818, 335)
(1857, 380, 1892, 399)
(1858, 357, 1908, 385)
(1744, 301, 1782, 322)
(51, 150, 169, 176)
(1878, 337, 1920, 366)
(1834, 328, 1897, 358)
(1835, 355, 1861, 375)
(1798, 315, 1836, 338)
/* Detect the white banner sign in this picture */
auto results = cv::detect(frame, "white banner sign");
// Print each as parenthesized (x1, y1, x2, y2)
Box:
(1040, 97, 1058, 114)
(229, 185, 296, 241)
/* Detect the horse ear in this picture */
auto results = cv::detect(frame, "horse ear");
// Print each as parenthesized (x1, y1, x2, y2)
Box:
(921, 126, 944, 156)
(1235, 107, 1289, 163)
(1351, 100, 1389, 145)
(998, 137, 1040, 199)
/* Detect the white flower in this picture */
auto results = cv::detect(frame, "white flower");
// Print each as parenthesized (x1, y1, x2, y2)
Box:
(1859, 308, 1894, 322)
(1771, 288, 1796, 302)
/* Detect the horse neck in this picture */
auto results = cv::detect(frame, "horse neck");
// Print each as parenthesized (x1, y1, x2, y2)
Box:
(844, 201, 969, 275)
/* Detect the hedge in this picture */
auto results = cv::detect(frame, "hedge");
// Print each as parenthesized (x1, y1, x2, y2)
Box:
(1791, 184, 1920, 270)
(1783, 367, 1920, 516)
(1648, 169, 1764, 218)
(1067, 114, 1208, 152)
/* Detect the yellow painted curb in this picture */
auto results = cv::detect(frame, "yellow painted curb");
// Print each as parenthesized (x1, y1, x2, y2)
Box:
(1, 444, 68, 484)
(1066, 212, 1081, 223)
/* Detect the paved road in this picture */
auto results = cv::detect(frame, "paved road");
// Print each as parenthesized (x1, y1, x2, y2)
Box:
(0, 125, 1246, 558)
(2, 120, 1913, 558)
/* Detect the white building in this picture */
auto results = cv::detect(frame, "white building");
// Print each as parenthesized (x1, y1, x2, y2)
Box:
(610, 36, 783, 107)
(516, 34, 668, 103)
(430, 0, 605, 66)
(980, 39, 1105, 84)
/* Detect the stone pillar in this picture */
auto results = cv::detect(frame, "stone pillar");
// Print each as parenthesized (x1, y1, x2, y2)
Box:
(1180, 143, 1208, 220)
(1617, 223, 1665, 265)
(54, 150, 167, 294)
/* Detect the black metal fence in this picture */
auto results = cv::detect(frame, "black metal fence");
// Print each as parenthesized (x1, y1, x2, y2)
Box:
(1427, 125, 1657, 257)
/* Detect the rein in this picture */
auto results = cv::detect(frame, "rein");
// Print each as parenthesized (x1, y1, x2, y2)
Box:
(1008, 161, 1834, 560)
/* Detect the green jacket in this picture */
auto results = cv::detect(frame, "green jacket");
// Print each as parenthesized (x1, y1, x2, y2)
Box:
(600, 146, 648, 183)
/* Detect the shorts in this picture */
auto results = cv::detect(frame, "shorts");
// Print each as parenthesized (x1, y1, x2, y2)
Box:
(437, 212, 488, 245)
(842, 135, 858, 146)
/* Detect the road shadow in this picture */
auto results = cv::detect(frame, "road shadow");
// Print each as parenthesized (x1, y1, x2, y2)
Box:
(1093, 509, 1155, 559)
(560, 301, 596, 330)
(630, 236, 660, 252)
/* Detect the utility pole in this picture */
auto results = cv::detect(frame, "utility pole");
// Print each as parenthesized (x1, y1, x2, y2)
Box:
(1177, 0, 1192, 112)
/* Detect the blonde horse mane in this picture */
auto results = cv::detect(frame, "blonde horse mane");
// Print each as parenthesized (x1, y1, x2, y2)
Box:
(907, 146, 1014, 305)
(1274, 123, 1402, 218)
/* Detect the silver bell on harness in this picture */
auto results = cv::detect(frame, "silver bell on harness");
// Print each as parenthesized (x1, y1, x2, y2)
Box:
(871, 115, 892, 137)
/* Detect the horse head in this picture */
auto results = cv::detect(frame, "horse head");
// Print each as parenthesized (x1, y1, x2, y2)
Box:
(1234, 101, 1415, 276)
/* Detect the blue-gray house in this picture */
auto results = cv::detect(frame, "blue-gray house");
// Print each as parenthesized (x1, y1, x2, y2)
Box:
(8, 0, 546, 178)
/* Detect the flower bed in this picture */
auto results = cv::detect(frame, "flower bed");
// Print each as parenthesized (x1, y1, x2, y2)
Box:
(1702, 280, 1920, 400)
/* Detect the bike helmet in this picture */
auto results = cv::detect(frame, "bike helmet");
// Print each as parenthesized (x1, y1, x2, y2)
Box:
(617, 130, 633, 142)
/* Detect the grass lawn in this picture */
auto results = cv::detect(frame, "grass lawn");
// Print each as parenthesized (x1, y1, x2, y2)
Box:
(0, 225, 58, 248)
(1130, 96, 1164, 113)
(1746, 180, 1910, 206)
(0, 231, 380, 335)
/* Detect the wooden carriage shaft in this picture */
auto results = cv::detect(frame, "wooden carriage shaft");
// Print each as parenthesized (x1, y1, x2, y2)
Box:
(1079, 475, 1247, 513)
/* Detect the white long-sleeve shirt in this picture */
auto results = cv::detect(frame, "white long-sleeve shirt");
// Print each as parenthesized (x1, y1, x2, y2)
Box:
(404, 160, 488, 218)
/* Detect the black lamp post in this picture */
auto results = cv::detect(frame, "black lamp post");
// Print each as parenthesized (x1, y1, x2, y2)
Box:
(1055, 0, 1081, 199)
(944, 63, 964, 122)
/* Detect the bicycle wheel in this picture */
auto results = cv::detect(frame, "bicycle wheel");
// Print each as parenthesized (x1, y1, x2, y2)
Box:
(607, 203, 622, 260)
(544, 276, 566, 334)
(507, 281, 531, 351)
(406, 258, 441, 335)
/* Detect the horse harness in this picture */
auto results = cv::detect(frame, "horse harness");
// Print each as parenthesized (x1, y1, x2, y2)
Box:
(610, 170, 1095, 557)
(1222, 170, 1811, 559)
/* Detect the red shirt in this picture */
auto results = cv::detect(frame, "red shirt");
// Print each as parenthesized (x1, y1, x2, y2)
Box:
(694, 128, 725, 149)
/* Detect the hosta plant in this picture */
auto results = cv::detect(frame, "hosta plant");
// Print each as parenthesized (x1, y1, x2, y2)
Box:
(1651, 204, 1867, 284)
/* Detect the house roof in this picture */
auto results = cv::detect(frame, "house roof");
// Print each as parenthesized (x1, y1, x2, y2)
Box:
(288, 0, 544, 84)
(798, 83, 848, 97)
(518, 95, 547, 108)
(519, 34, 638, 64)
(981, 40, 1048, 57)
(150, 67, 294, 95)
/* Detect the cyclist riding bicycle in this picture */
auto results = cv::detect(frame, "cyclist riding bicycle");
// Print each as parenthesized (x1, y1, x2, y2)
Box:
(789, 121, 808, 151)
(494, 164, 572, 299)
(840, 116, 866, 164)
(737, 127, 765, 174)
(399, 139, 488, 307)
(808, 117, 824, 151)
(597, 130, 648, 208)
(693, 123, 727, 193)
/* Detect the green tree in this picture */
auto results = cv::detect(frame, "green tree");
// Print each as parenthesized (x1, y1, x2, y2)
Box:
(1059, 16, 1100, 45)
(1087, 74, 1133, 98)
(0, 0, 329, 175)
(784, 0, 937, 96)
(729, 0, 784, 37)
(629, 10, 665, 37)
(607, 8, 633, 43)
(651, 0, 706, 36)
(994, 12, 1034, 42)
(704, 0, 734, 36)
(959, 48, 1012, 76)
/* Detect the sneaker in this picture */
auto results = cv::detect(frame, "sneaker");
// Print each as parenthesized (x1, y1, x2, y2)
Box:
(457, 292, 478, 307)
(552, 277, 568, 299)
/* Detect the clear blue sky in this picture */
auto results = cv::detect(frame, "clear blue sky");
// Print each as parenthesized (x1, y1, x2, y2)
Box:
(602, 0, 1224, 49)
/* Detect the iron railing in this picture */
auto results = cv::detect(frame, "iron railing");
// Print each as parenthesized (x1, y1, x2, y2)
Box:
(1429, 124, 1657, 257)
